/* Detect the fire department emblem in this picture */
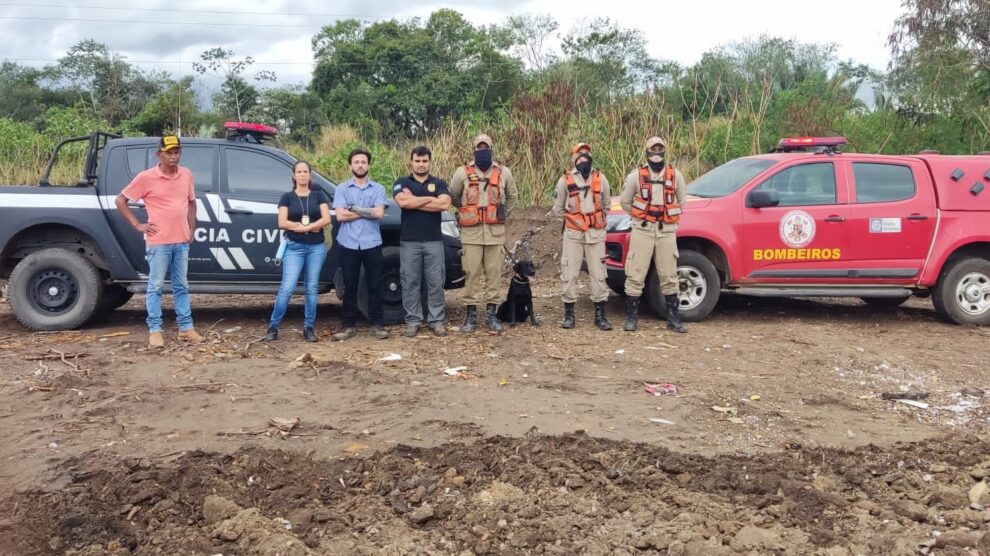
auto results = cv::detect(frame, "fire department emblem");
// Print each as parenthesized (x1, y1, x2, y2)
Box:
(779, 210, 816, 248)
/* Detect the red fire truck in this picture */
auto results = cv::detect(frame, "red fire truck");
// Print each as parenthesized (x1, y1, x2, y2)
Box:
(604, 137, 990, 325)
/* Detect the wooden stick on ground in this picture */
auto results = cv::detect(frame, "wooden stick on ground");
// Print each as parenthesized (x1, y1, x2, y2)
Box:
(25, 352, 89, 361)
(241, 336, 267, 353)
(49, 349, 88, 376)
(156, 382, 224, 390)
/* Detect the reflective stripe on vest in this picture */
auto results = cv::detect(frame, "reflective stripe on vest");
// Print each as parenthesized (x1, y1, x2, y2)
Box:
(458, 164, 504, 227)
(563, 171, 606, 232)
(630, 165, 680, 224)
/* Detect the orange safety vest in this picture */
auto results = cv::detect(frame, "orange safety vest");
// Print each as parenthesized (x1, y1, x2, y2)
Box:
(630, 165, 681, 225)
(563, 171, 606, 232)
(457, 164, 504, 227)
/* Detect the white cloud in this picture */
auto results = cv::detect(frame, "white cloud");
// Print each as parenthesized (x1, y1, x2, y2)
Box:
(0, 0, 904, 86)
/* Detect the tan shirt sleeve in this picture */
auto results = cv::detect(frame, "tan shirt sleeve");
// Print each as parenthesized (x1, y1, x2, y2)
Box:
(620, 170, 639, 213)
(550, 176, 567, 219)
(500, 165, 518, 211)
(449, 166, 466, 208)
(675, 169, 686, 206)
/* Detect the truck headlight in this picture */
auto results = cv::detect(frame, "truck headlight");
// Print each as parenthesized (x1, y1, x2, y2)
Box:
(441, 220, 460, 239)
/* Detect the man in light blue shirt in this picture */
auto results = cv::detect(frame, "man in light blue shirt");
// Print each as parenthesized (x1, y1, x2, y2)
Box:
(332, 148, 389, 341)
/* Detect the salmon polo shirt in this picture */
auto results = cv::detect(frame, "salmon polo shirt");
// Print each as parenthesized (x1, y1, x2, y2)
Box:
(121, 165, 196, 246)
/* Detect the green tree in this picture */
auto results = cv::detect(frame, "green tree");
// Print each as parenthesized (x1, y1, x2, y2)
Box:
(193, 47, 276, 121)
(557, 18, 668, 103)
(498, 14, 559, 74)
(243, 85, 325, 143)
(51, 40, 163, 126)
(128, 76, 201, 136)
(310, 9, 523, 138)
(888, 0, 990, 148)
(0, 62, 65, 122)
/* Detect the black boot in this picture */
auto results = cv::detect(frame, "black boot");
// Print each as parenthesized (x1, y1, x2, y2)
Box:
(665, 295, 687, 333)
(623, 296, 640, 332)
(561, 302, 576, 329)
(485, 303, 503, 333)
(594, 301, 613, 331)
(303, 327, 318, 342)
(263, 326, 278, 341)
(461, 305, 478, 333)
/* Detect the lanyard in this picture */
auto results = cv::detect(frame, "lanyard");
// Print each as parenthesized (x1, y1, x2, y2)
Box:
(297, 193, 311, 226)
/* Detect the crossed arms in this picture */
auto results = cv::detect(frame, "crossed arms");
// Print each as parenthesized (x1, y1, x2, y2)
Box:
(394, 189, 452, 212)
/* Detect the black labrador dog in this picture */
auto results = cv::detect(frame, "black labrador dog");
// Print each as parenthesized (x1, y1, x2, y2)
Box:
(497, 259, 539, 326)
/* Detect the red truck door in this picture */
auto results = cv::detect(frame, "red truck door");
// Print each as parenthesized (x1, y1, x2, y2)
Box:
(843, 159, 936, 282)
(740, 161, 851, 281)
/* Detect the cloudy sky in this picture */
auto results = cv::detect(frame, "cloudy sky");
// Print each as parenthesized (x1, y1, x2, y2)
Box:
(1, 0, 906, 88)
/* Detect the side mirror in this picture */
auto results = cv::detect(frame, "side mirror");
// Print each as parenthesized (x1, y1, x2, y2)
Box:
(746, 189, 780, 208)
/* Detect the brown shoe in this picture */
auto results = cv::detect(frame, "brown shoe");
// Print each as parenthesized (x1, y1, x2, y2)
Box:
(148, 331, 165, 348)
(177, 329, 205, 343)
(332, 327, 357, 342)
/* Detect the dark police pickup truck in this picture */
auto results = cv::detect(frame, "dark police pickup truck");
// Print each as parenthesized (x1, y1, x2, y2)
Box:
(0, 125, 464, 330)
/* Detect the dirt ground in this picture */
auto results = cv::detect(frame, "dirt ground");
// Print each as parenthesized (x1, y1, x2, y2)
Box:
(1, 208, 989, 555)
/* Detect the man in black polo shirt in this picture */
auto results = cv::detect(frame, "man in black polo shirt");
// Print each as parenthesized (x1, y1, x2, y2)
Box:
(393, 145, 453, 337)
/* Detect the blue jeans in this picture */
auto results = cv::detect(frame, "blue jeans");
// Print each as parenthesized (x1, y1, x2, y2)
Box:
(146, 243, 192, 333)
(269, 240, 328, 330)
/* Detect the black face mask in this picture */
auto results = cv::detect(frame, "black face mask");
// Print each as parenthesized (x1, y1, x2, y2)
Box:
(474, 148, 493, 172)
(575, 155, 592, 179)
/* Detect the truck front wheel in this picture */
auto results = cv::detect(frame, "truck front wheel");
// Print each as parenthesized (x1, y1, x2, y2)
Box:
(8, 248, 103, 331)
(645, 249, 720, 322)
(932, 257, 990, 325)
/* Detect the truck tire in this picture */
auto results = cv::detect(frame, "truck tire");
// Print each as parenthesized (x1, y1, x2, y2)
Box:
(357, 246, 404, 325)
(8, 248, 104, 331)
(644, 249, 720, 323)
(860, 295, 911, 309)
(96, 284, 134, 313)
(932, 257, 990, 325)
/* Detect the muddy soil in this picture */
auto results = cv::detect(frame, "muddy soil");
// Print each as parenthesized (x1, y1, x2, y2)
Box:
(1, 207, 989, 555)
(3, 434, 990, 555)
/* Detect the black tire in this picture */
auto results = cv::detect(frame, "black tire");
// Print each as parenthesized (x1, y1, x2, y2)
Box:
(932, 257, 990, 325)
(97, 284, 134, 313)
(8, 248, 104, 331)
(860, 296, 910, 309)
(644, 249, 720, 323)
(357, 246, 405, 325)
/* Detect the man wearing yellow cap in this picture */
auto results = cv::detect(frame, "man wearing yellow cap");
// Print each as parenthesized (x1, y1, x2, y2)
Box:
(551, 142, 612, 330)
(449, 133, 518, 333)
(115, 135, 205, 347)
(620, 136, 687, 333)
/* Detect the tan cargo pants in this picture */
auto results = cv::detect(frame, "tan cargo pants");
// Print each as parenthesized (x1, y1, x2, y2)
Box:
(561, 238, 609, 303)
(461, 244, 504, 305)
(623, 225, 679, 297)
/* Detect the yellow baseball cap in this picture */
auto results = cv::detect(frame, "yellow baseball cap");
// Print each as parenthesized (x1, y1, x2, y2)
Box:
(160, 135, 181, 152)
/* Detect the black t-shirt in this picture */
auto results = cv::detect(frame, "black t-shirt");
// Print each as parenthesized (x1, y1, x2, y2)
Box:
(393, 175, 450, 242)
(278, 189, 330, 244)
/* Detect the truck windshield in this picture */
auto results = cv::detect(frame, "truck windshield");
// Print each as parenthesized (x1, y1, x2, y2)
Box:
(688, 158, 776, 198)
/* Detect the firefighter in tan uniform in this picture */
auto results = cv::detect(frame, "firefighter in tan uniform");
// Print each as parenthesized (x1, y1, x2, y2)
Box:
(621, 136, 688, 333)
(450, 134, 518, 333)
(551, 142, 612, 330)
